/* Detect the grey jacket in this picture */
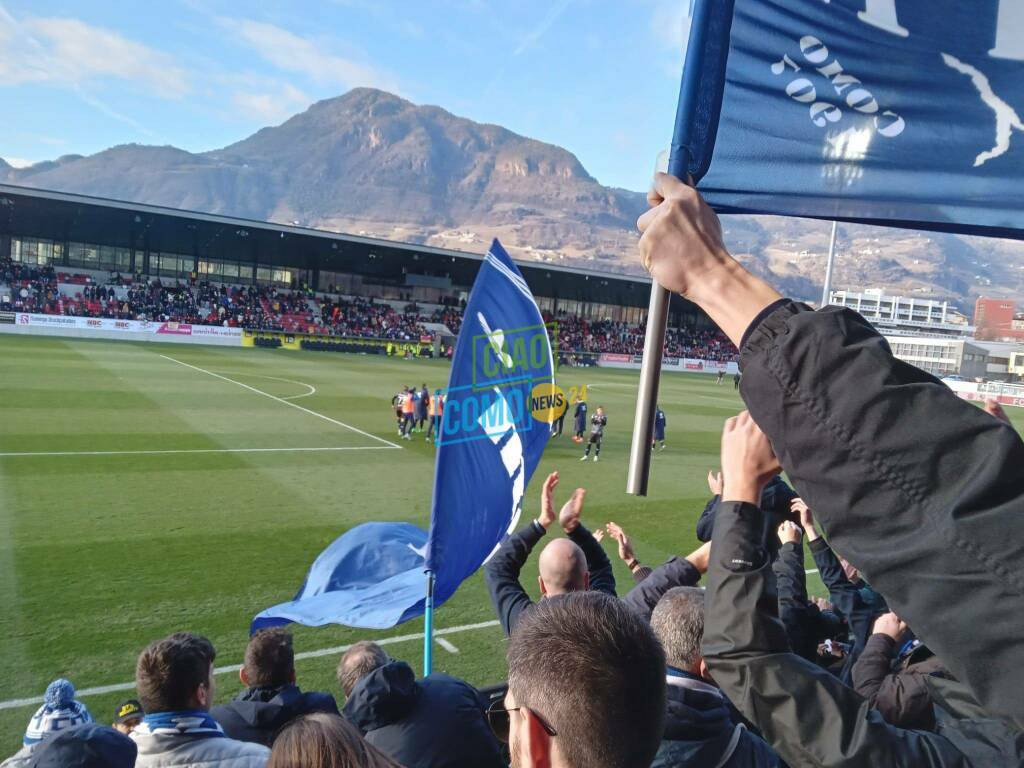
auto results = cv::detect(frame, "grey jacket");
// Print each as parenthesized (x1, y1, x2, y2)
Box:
(132, 730, 269, 768)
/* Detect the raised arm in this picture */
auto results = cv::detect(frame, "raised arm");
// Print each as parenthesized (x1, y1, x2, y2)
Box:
(701, 412, 968, 767)
(559, 488, 616, 597)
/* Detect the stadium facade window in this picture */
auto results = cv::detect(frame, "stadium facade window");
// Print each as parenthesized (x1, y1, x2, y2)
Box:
(11, 237, 63, 266)
(255, 266, 294, 287)
(67, 242, 130, 271)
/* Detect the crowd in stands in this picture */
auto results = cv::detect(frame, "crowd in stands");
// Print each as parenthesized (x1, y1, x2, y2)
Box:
(0, 255, 735, 360)
(7, 183, 1024, 766)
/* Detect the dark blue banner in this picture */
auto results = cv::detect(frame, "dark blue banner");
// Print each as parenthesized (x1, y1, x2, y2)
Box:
(688, 0, 1024, 239)
(251, 240, 554, 631)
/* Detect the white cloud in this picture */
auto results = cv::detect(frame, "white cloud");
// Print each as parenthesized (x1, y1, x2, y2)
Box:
(222, 18, 399, 93)
(230, 81, 312, 124)
(0, 10, 189, 98)
(1, 156, 36, 168)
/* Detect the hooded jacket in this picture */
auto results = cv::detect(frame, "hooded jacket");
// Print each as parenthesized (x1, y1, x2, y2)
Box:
(343, 662, 503, 768)
(211, 684, 338, 746)
(131, 725, 268, 768)
(652, 675, 782, 768)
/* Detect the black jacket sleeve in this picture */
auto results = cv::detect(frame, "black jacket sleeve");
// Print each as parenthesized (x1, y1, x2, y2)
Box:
(852, 634, 937, 731)
(701, 499, 970, 768)
(484, 520, 545, 637)
(568, 524, 616, 597)
(740, 301, 1024, 726)
(773, 539, 820, 661)
(621, 556, 701, 621)
(631, 565, 653, 584)
(695, 496, 719, 542)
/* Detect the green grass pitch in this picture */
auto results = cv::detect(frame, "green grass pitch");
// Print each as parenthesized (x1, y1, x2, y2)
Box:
(0, 334, 1019, 749)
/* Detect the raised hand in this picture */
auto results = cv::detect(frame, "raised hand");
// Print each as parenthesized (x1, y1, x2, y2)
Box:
(707, 469, 723, 497)
(873, 612, 909, 642)
(777, 520, 802, 545)
(593, 528, 606, 543)
(538, 471, 559, 530)
(720, 411, 781, 505)
(685, 541, 713, 575)
(559, 487, 587, 534)
(984, 398, 1011, 425)
(605, 522, 636, 564)
(791, 498, 818, 541)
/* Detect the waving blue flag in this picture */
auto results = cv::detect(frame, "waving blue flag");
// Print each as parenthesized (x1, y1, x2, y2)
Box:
(683, 0, 1024, 240)
(252, 240, 553, 632)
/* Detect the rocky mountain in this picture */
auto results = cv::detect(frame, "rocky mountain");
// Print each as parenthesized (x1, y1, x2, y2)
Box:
(4, 87, 1022, 310)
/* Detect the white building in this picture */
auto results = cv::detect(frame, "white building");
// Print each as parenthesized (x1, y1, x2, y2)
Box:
(883, 336, 989, 379)
(829, 289, 973, 338)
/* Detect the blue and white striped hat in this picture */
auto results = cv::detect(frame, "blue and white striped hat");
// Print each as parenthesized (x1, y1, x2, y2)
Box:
(23, 679, 92, 746)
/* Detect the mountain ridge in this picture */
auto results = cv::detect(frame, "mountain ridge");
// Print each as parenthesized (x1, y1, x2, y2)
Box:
(4, 87, 1022, 310)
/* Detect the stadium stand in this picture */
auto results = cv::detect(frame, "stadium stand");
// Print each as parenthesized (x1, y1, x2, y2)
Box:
(0, 256, 737, 362)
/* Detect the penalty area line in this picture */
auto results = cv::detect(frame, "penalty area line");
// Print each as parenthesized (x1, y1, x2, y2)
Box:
(0, 620, 500, 711)
(159, 354, 400, 449)
(0, 446, 398, 458)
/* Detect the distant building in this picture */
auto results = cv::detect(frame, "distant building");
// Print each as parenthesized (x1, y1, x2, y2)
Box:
(883, 336, 990, 380)
(974, 297, 1024, 341)
(829, 289, 972, 337)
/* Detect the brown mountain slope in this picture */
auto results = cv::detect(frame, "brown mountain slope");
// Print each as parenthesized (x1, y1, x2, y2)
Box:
(4, 87, 1022, 309)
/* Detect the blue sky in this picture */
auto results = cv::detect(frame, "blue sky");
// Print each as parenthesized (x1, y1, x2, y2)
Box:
(0, 0, 691, 192)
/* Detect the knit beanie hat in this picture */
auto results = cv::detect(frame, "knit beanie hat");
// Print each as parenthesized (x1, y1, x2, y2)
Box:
(24, 680, 93, 745)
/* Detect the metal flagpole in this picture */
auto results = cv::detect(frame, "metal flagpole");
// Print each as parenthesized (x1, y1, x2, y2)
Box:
(422, 571, 435, 675)
(820, 221, 838, 308)
(627, 0, 716, 496)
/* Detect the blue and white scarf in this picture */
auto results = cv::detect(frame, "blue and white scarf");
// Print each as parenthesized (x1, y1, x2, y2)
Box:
(136, 710, 225, 740)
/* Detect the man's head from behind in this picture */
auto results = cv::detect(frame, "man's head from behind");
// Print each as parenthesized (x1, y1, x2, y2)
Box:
(337, 641, 389, 698)
(506, 591, 666, 768)
(650, 586, 709, 678)
(241, 628, 295, 689)
(537, 538, 588, 597)
(135, 632, 216, 714)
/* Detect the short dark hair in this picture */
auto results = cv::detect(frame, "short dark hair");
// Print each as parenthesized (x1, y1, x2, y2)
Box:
(337, 641, 389, 697)
(136, 632, 216, 714)
(650, 587, 705, 671)
(244, 628, 294, 688)
(507, 592, 666, 768)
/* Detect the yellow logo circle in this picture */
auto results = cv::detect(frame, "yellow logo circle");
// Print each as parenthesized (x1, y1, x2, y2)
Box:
(530, 382, 568, 423)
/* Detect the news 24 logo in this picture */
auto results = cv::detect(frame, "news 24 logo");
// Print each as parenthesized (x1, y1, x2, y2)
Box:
(435, 321, 569, 446)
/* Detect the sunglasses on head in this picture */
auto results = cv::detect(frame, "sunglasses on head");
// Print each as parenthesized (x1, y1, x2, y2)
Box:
(486, 699, 558, 743)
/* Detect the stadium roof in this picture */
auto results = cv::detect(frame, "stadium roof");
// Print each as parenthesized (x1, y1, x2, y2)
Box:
(0, 183, 698, 312)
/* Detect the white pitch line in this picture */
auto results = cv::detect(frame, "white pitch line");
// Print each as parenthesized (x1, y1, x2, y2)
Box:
(436, 637, 460, 654)
(0, 620, 500, 711)
(209, 371, 317, 401)
(806, 568, 819, 575)
(0, 447, 397, 458)
(160, 355, 400, 449)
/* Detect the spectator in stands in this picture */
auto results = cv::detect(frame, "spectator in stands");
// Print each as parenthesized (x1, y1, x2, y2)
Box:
(851, 612, 956, 731)
(621, 541, 712, 622)
(211, 628, 339, 747)
(773, 521, 845, 664)
(132, 632, 269, 767)
(649, 586, 782, 767)
(638, 172, 1024, 725)
(485, 471, 614, 637)
(797, 499, 886, 683)
(1, 679, 92, 768)
(338, 641, 503, 768)
(30, 723, 137, 768)
(112, 699, 144, 735)
(268, 713, 401, 768)
(700, 411, 1024, 766)
(498, 591, 666, 768)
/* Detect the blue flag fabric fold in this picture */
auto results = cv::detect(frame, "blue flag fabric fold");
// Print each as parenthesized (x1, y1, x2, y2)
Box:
(686, 0, 1024, 240)
(252, 240, 552, 632)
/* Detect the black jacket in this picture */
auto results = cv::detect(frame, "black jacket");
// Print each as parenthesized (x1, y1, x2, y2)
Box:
(808, 536, 887, 683)
(852, 634, 956, 731)
(703, 499, 1024, 767)
(739, 300, 1024, 726)
(773, 539, 842, 662)
(343, 662, 504, 768)
(652, 674, 782, 768)
(696, 475, 798, 557)
(622, 556, 701, 621)
(211, 684, 339, 746)
(483, 520, 615, 636)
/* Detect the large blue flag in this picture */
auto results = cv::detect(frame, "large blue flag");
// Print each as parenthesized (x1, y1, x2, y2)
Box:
(252, 240, 554, 631)
(683, 0, 1024, 240)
